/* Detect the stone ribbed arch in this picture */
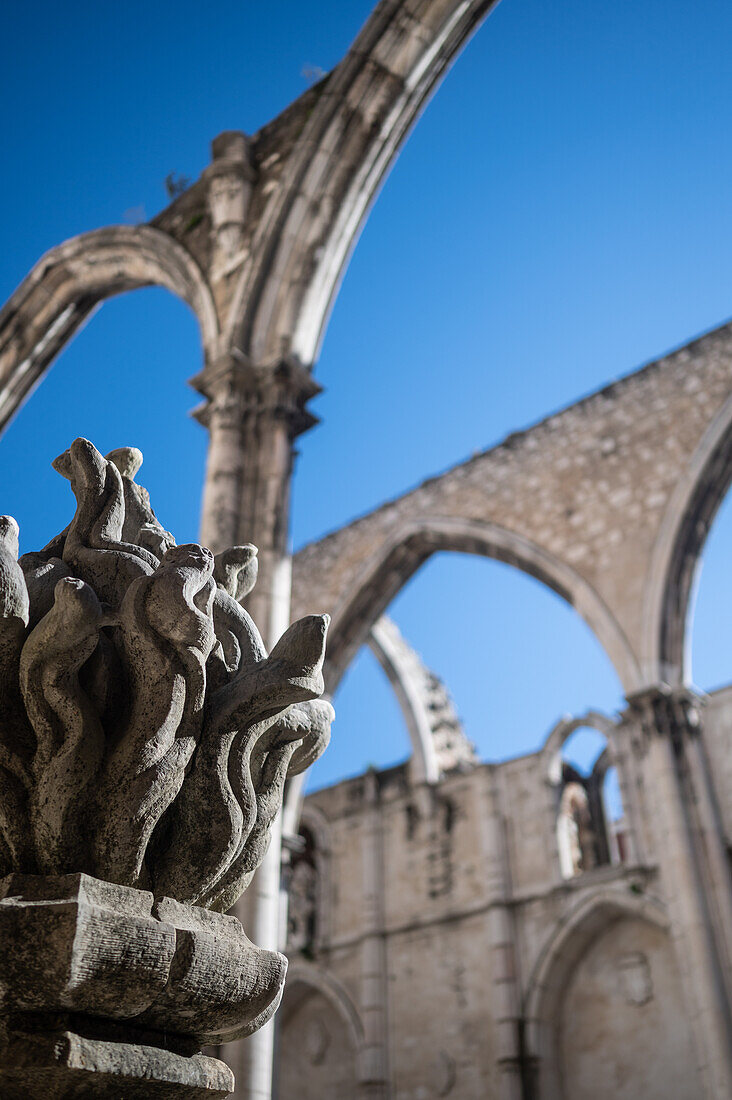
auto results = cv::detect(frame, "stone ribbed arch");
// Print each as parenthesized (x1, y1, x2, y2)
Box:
(0, 1, 505, 434)
(227, 0, 502, 366)
(280, 961, 366, 1053)
(292, 322, 732, 694)
(541, 710, 619, 780)
(0, 226, 219, 431)
(368, 615, 475, 784)
(316, 515, 638, 694)
(642, 386, 732, 685)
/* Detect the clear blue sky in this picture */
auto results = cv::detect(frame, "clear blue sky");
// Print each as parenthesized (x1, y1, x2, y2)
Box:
(1, 0, 731, 791)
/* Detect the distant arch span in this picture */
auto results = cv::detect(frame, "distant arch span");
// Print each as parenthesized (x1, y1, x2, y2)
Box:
(0, 225, 219, 431)
(642, 390, 732, 684)
(229, 0, 503, 367)
(324, 516, 641, 695)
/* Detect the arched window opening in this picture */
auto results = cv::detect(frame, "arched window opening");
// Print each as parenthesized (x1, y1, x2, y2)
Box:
(553, 726, 625, 880)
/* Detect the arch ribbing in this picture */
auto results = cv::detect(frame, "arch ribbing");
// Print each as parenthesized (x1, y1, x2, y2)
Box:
(541, 710, 619, 775)
(228, 0, 502, 366)
(323, 516, 640, 695)
(641, 390, 732, 685)
(280, 961, 365, 1051)
(0, 225, 219, 432)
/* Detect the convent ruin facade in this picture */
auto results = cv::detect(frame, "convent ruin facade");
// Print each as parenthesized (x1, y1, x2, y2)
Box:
(1, 1, 731, 1098)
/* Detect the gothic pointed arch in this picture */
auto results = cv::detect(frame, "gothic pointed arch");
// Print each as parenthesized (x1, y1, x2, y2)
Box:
(642, 389, 732, 685)
(315, 516, 638, 695)
(523, 890, 671, 1097)
(0, 226, 219, 432)
(541, 711, 620, 775)
(226, 0, 503, 367)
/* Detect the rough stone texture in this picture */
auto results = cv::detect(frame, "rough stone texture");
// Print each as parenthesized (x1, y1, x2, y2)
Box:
(0, 1032, 234, 1100)
(0, 873, 288, 1042)
(0, 439, 333, 1096)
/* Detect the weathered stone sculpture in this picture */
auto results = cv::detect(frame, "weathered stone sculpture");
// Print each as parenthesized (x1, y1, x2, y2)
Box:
(0, 438, 333, 1098)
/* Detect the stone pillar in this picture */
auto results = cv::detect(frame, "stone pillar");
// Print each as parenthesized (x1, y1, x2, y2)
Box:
(195, 356, 320, 1100)
(627, 686, 732, 1099)
(196, 357, 319, 566)
(609, 722, 644, 865)
(205, 131, 255, 273)
(359, 769, 391, 1097)
(478, 769, 523, 1100)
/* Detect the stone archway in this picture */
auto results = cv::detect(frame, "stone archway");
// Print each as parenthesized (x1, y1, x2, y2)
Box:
(523, 891, 698, 1100)
(323, 516, 638, 694)
(642, 389, 732, 684)
(0, 225, 219, 432)
(276, 964, 364, 1100)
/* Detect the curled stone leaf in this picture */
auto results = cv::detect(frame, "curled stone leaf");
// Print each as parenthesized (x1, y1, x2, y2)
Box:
(93, 544, 216, 887)
(150, 615, 330, 909)
(20, 577, 104, 873)
(214, 544, 258, 602)
(205, 695, 334, 914)
(106, 446, 176, 560)
(19, 552, 72, 630)
(58, 438, 158, 605)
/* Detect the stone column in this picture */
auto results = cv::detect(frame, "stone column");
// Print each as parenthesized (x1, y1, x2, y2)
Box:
(195, 355, 320, 1100)
(478, 769, 523, 1100)
(359, 769, 391, 1097)
(627, 686, 732, 1100)
(609, 722, 644, 865)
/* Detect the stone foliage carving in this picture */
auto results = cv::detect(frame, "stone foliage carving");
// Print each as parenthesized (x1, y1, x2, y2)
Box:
(0, 438, 334, 913)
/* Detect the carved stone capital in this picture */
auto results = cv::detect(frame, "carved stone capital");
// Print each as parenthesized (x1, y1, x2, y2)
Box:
(191, 354, 321, 438)
(204, 132, 257, 267)
(625, 684, 704, 752)
(0, 873, 287, 1097)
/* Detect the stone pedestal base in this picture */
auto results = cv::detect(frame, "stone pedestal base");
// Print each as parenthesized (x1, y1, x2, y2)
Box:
(0, 1029, 234, 1099)
(0, 873, 289, 1098)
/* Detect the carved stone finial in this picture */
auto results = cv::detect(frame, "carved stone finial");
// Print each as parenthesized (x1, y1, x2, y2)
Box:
(0, 438, 334, 1097)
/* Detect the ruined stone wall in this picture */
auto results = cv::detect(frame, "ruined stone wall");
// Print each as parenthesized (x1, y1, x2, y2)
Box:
(558, 916, 697, 1100)
(279, 733, 703, 1099)
(279, 325, 732, 1098)
(703, 686, 732, 845)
